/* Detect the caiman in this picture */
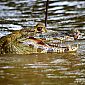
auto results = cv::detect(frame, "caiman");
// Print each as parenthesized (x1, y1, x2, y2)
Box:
(0, 22, 78, 55)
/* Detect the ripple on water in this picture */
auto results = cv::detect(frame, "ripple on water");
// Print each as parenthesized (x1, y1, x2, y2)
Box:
(0, 0, 85, 30)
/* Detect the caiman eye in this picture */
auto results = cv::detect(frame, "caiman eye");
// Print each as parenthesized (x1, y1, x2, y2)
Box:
(37, 27, 43, 31)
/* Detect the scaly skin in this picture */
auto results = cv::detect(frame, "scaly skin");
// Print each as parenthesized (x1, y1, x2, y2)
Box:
(0, 23, 46, 54)
(0, 23, 78, 54)
(0, 30, 22, 54)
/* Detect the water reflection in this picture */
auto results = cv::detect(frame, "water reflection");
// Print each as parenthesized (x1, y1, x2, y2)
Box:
(0, 52, 85, 85)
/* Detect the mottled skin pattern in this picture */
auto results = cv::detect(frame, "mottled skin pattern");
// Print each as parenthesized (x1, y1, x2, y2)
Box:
(0, 30, 22, 54)
(0, 23, 47, 54)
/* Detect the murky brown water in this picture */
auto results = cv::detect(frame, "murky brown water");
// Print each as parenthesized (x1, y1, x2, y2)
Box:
(0, 50, 85, 85)
(0, 0, 85, 85)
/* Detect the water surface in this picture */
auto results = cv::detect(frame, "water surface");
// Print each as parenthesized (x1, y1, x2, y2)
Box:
(0, 52, 85, 85)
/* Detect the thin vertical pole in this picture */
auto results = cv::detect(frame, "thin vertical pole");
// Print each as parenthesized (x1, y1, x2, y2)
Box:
(45, 0, 49, 27)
